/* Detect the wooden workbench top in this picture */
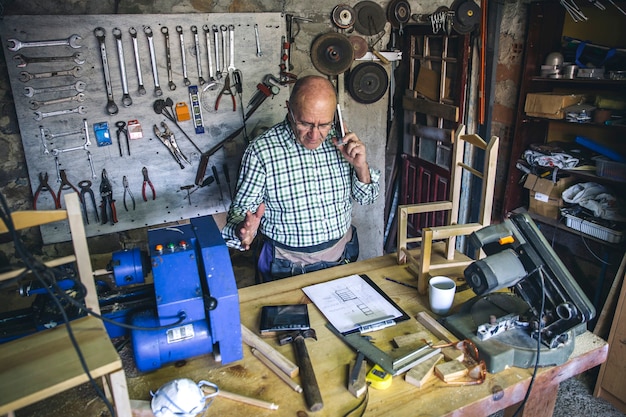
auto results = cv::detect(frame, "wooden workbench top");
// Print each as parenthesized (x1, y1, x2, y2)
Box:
(127, 252, 608, 417)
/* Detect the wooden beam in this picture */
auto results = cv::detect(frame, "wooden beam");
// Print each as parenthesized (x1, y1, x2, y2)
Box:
(402, 95, 459, 122)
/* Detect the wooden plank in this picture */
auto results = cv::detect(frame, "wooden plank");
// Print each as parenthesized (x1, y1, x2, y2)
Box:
(434, 360, 468, 382)
(416, 311, 460, 343)
(402, 95, 459, 122)
(0, 210, 67, 233)
(405, 353, 443, 388)
(593, 252, 626, 339)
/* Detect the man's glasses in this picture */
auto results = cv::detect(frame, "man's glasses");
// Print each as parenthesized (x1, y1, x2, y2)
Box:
(289, 109, 335, 136)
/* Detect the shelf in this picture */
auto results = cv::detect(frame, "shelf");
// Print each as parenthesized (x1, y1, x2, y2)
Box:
(530, 77, 626, 87)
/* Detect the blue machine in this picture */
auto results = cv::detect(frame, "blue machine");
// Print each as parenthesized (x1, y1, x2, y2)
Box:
(131, 215, 243, 372)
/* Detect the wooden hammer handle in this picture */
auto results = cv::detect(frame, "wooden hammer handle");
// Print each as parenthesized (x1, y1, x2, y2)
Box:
(294, 337, 323, 412)
(240, 324, 299, 377)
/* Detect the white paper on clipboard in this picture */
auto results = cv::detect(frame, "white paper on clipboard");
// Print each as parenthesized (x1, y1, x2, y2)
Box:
(302, 274, 408, 334)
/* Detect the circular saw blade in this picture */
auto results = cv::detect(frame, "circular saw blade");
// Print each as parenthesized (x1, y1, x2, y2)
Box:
(387, 0, 411, 29)
(310, 32, 355, 76)
(353, 1, 386, 36)
(347, 62, 389, 104)
(348, 35, 368, 59)
(332, 4, 356, 29)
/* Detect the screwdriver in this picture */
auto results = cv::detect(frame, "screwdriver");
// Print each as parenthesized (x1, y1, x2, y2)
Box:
(212, 165, 224, 202)
(223, 164, 232, 198)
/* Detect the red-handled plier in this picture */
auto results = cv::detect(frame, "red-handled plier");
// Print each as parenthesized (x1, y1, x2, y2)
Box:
(33, 172, 59, 209)
(142, 166, 156, 201)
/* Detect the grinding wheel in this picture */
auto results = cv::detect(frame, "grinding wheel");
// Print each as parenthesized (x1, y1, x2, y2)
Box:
(387, 0, 411, 30)
(348, 35, 368, 59)
(347, 62, 388, 104)
(310, 32, 355, 76)
(353, 1, 386, 36)
(451, 0, 481, 34)
(332, 4, 356, 29)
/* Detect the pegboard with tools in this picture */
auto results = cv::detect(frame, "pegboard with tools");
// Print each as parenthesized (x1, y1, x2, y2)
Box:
(1, 13, 288, 243)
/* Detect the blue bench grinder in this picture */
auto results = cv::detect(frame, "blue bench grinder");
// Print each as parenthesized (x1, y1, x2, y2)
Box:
(130, 215, 243, 372)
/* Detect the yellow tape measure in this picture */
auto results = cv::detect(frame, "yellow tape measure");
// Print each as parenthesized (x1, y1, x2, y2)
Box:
(366, 364, 392, 390)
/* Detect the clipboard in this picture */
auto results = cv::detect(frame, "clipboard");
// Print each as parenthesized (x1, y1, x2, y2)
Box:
(302, 274, 410, 335)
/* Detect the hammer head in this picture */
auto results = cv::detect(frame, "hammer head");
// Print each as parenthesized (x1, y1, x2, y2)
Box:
(278, 328, 317, 345)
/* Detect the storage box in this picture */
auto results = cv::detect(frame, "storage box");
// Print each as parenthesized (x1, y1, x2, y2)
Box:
(596, 158, 626, 182)
(524, 174, 577, 219)
(564, 213, 625, 243)
(524, 93, 584, 119)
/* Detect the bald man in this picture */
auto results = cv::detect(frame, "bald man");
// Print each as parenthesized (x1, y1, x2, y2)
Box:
(222, 75, 380, 282)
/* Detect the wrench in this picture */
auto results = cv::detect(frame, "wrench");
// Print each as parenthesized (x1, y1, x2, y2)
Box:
(50, 119, 91, 156)
(161, 26, 176, 91)
(129, 27, 146, 95)
(144, 26, 163, 97)
(176, 26, 191, 86)
(191, 26, 205, 85)
(7, 34, 82, 52)
(34, 105, 86, 121)
(94, 27, 119, 115)
(213, 25, 222, 79)
(228, 24, 236, 73)
(38, 125, 50, 155)
(14, 52, 85, 68)
(220, 25, 228, 77)
(24, 80, 86, 97)
(41, 126, 83, 141)
(30, 92, 85, 110)
(112, 28, 133, 107)
(202, 25, 215, 82)
(19, 66, 81, 82)
(254, 24, 263, 57)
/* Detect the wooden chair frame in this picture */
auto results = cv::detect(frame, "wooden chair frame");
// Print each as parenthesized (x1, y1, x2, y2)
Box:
(397, 127, 499, 294)
(0, 192, 131, 417)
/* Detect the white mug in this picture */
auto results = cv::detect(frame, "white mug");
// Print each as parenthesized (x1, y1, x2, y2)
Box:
(429, 276, 456, 315)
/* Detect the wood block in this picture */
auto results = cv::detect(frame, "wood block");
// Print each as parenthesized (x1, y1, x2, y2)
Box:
(435, 360, 468, 382)
(433, 340, 464, 362)
(393, 331, 432, 348)
(405, 353, 444, 388)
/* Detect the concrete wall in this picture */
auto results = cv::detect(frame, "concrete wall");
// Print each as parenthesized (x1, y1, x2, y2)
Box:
(0, 0, 524, 268)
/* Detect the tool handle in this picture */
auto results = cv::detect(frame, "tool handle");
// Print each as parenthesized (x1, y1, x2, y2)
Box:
(294, 337, 323, 412)
(240, 324, 299, 378)
(212, 165, 220, 184)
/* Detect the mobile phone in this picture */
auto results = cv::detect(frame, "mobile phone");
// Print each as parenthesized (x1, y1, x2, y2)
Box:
(336, 104, 346, 144)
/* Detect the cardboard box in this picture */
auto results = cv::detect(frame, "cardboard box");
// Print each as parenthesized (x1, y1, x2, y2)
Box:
(524, 93, 584, 119)
(524, 174, 577, 219)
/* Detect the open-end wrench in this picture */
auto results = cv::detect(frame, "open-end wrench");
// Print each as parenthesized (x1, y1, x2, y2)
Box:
(38, 125, 50, 155)
(220, 25, 228, 77)
(254, 24, 263, 57)
(129, 27, 146, 95)
(94, 27, 119, 115)
(14, 52, 85, 68)
(34, 105, 86, 121)
(51, 119, 91, 157)
(24, 80, 86, 97)
(202, 25, 215, 82)
(112, 28, 132, 107)
(161, 26, 176, 91)
(228, 24, 236, 74)
(213, 25, 222, 79)
(176, 26, 191, 86)
(144, 26, 163, 97)
(30, 92, 85, 110)
(7, 34, 82, 52)
(19, 66, 81, 82)
(191, 26, 205, 85)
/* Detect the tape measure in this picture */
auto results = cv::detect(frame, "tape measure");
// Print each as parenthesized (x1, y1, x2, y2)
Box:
(366, 364, 392, 390)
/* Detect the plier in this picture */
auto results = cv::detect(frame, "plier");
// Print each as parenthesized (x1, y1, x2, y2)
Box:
(122, 176, 135, 211)
(142, 167, 156, 201)
(215, 72, 236, 111)
(116, 121, 130, 156)
(33, 172, 59, 209)
(99, 169, 118, 225)
(153, 122, 190, 169)
(78, 180, 100, 224)
(57, 170, 79, 208)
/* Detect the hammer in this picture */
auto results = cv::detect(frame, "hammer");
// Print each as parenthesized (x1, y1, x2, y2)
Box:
(279, 329, 323, 412)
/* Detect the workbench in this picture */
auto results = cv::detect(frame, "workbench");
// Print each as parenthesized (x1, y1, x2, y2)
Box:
(125, 252, 608, 417)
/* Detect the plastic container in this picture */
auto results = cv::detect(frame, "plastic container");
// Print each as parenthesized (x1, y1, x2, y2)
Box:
(564, 213, 625, 243)
(596, 158, 626, 182)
